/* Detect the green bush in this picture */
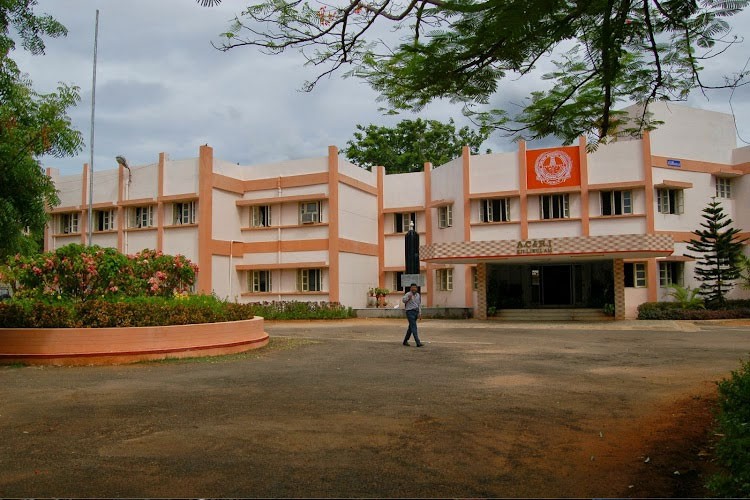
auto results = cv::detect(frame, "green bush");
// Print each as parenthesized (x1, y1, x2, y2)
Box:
(637, 301, 750, 320)
(229, 300, 355, 320)
(708, 358, 750, 497)
(0, 298, 75, 328)
(0, 297, 354, 328)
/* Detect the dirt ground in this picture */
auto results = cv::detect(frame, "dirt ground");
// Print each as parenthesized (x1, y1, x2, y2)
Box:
(1, 318, 749, 498)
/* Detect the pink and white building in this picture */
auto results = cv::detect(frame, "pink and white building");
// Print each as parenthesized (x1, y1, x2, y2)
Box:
(45, 103, 750, 319)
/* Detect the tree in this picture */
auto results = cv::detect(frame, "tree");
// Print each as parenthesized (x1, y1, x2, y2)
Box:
(0, 0, 83, 259)
(344, 118, 489, 173)
(686, 199, 747, 307)
(208, 0, 749, 148)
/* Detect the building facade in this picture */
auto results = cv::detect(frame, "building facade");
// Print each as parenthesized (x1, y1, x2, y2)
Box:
(46, 103, 750, 318)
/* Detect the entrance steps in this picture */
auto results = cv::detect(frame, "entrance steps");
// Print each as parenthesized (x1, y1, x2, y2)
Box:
(496, 308, 611, 322)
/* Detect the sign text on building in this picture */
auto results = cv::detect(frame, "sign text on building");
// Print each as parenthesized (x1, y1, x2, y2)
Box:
(516, 239, 553, 254)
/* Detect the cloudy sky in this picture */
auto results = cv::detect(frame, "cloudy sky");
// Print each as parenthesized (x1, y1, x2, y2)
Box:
(12, 0, 750, 176)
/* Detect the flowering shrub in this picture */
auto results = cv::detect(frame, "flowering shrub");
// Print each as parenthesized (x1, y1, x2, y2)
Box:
(0, 244, 198, 301)
(0, 297, 353, 328)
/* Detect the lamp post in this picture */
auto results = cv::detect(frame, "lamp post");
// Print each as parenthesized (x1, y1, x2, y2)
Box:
(87, 9, 99, 246)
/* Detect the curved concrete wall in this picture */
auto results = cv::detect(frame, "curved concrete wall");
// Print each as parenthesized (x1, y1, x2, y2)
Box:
(0, 317, 268, 366)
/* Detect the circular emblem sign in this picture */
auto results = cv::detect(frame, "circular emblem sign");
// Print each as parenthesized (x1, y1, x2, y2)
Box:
(534, 150, 573, 185)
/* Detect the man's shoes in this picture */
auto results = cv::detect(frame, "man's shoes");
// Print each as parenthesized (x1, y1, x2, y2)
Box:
(416, 343, 424, 347)
(402, 342, 410, 346)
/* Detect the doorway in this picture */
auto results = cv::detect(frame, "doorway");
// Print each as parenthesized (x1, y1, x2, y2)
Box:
(541, 265, 572, 306)
(486, 261, 614, 309)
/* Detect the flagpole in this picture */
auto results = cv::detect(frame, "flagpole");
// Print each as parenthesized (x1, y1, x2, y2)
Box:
(87, 9, 99, 246)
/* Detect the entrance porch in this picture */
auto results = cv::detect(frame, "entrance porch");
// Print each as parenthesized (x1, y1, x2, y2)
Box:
(419, 234, 674, 320)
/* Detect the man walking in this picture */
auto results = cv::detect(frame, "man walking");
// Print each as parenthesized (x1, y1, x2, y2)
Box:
(402, 283, 424, 347)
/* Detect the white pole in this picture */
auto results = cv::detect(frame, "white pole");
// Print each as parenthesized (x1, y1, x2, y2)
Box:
(87, 9, 99, 246)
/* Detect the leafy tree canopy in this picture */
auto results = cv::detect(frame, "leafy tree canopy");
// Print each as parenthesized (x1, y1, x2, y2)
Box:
(0, 0, 83, 259)
(686, 199, 747, 307)
(210, 0, 749, 148)
(344, 118, 489, 173)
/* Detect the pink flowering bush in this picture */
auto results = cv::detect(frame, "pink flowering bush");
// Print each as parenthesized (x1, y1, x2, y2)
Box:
(0, 244, 198, 301)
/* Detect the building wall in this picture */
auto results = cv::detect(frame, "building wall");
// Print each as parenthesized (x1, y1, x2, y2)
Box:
(469, 152, 520, 192)
(339, 253, 378, 308)
(645, 102, 737, 164)
(44, 105, 750, 313)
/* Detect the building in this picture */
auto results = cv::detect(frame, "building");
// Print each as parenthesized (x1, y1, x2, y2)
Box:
(45, 103, 750, 318)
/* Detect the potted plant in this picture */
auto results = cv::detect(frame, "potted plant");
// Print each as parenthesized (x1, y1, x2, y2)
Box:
(366, 288, 377, 308)
(374, 287, 390, 307)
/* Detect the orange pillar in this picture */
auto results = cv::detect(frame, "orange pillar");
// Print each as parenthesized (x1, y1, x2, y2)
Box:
(197, 145, 214, 294)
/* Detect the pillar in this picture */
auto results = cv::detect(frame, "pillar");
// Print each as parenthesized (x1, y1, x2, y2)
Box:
(613, 258, 626, 320)
(476, 263, 488, 319)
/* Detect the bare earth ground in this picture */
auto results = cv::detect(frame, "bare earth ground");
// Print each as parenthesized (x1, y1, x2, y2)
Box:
(1, 318, 749, 498)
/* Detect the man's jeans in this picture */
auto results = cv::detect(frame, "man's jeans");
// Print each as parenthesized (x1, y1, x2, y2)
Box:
(403, 309, 421, 345)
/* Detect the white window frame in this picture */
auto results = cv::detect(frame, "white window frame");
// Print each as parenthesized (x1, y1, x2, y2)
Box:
(600, 190, 633, 216)
(394, 212, 417, 233)
(438, 205, 453, 228)
(656, 188, 684, 215)
(95, 209, 115, 232)
(634, 263, 647, 288)
(539, 194, 570, 220)
(130, 206, 154, 228)
(173, 201, 196, 225)
(437, 268, 453, 291)
(249, 270, 273, 293)
(715, 177, 731, 199)
(297, 268, 322, 292)
(250, 205, 272, 227)
(659, 262, 684, 287)
(480, 198, 510, 223)
(624, 262, 647, 288)
(299, 201, 321, 224)
(60, 212, 80, 234)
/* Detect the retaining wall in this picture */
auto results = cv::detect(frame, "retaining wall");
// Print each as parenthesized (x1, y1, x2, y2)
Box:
(0, 317, 268, 366)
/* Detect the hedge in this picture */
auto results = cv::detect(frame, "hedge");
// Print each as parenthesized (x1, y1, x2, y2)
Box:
(708, 358, 750, 497)
(0, 296, 354, 328)
(637, 300, 750, 320)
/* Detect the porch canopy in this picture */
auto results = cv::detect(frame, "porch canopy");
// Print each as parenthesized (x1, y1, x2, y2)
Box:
(419, 234, 674, 264)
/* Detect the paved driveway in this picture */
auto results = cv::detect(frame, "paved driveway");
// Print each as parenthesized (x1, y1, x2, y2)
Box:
(1, 319, 749, 497)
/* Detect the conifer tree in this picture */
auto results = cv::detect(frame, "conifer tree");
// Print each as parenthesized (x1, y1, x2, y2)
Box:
(686, 200, 747, 307)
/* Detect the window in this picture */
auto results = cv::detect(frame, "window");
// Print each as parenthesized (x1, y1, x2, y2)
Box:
(249, 270, 272, 292)
(472, 267, 478, 290)
(716, 177, 731, 199)
(394, 212, 416, 233)
(624, 263, 647, 288)
(250, 205, 272, 227)
(173, 201, 196, 225)
(95, 210, 115, 231)
(297, 268, 322, 292)
(299, 201, 321, 224)
(437, 268, 453, 291)
(59, 213, 79, 234)
(656, 189, 684, 214)
(480, 198, 510, 222)
(600, 190, 632, 216)
(130, 206, 154, 228)
(659, 262, 684, 287)
(539, 194, 569, 220)
(393, 271, 404, 291)
(438, 205, 453, 228)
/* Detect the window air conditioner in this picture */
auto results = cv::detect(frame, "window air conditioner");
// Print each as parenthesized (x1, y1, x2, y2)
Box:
(301, 213, 316, 224)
